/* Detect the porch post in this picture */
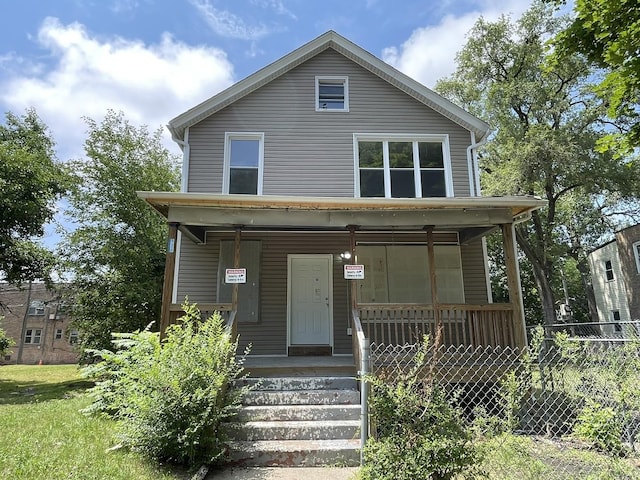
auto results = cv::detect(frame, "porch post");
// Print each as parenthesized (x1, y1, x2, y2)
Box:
(160, 222, 179, 337)
(232, 227, 242, 312)
(426, 226, 441, 331)
(501, 223, 526, 349)
(349, 226, 357, 311)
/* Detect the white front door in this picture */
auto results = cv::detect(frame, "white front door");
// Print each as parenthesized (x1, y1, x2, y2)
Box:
(288, 255, 333, 346)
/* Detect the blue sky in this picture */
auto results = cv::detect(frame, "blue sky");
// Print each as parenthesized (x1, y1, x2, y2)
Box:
(2, 0, 545, 247)
(0, 0, 540, 161)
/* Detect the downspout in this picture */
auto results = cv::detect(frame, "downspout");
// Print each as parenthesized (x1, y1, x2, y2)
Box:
(466, 131, 488, 197)
(468, 132, 491, 302)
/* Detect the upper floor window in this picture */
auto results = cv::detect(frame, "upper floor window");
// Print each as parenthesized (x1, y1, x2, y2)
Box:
(605, 259, 614, 281)
(24, 329, 42, 344)
(354, 135, 452, 198)
(633, 241, 640, 274)
(316, 76, 349, 112)
(223, 133, 264, 195)
(27, 300, 45, 316)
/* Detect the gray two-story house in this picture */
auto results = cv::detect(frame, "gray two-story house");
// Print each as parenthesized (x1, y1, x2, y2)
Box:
(140, 30, 544, 365)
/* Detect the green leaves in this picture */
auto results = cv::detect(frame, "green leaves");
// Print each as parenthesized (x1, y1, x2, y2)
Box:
(553, 0, 640, 154)
(82, 303, 247, 467)
(61, 110, 180, 357)
(435, 1, 640, 325)
(0, 109, 69, 284)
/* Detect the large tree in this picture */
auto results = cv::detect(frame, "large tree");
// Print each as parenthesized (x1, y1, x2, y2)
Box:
(550, 0, 640, 154)
(0, 109, 68, 285)
(436, 2, 640, 325)
(62, 110, 180, 358)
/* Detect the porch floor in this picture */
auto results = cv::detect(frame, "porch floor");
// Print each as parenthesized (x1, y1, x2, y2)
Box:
(241, 355, 356, 378)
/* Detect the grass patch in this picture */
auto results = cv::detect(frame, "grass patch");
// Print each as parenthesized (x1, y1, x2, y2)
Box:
(477, 434, 640, 479)
(0, 364, 93, 405)
(0, 365, 190, 480)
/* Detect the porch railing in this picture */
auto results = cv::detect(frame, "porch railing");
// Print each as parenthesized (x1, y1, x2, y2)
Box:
(356, 303, 516, 348)
(168, 303, 233, 328)
(351, 308, 369, 465)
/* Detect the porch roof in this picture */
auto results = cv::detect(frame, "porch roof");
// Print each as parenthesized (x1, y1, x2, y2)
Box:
(138, 192, 547, 244)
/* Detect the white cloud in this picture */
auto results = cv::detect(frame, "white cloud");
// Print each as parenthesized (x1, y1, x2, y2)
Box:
(190, 0, 275, 41)
(0, 17, 235, 159)
(250, 0, 297, 20)
(382, 0, 531, 88)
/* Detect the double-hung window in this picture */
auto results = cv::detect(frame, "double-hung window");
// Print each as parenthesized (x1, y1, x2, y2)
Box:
(316, 76, 349, 111)
(223, 133, 264, 195)
(24, 329, 42, 344)
(27, 300, 45, 316)
(633, 241, 640, 274)
(605, 260, 614, 281)
(355, 135, 451, 198)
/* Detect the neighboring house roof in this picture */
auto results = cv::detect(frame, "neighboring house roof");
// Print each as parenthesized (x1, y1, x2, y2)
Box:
(167, 30, 490, 144)
(588, 224, 640, 254)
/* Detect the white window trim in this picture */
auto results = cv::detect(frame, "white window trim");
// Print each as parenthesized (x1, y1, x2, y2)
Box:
(24, 328, 42, 345)
(353, 133, 453, 198)
(604, 259, 614, 282)
(633, 241, 640, 274)
(222, 132, 265, 195)
(315, 76, 349, 112)
(27, 300, 45, 316)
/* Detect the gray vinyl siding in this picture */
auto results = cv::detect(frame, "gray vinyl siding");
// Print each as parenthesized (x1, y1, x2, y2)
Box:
(175, 231, 489, 354)
(460, 240, 489, 303)
(187, 48, 474, 197)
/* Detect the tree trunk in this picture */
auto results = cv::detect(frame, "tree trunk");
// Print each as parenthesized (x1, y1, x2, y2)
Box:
(515, 226, 557, 327)
(571, 254, 599, 322)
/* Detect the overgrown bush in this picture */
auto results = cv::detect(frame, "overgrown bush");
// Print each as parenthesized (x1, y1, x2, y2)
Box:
(360, 338, 479, 480)
(81, 302, 248, 466)
(0, 323, 16, 358)
(574, 400, 626, 456)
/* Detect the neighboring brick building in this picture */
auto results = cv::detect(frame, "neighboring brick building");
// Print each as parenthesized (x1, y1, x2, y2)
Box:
(0, 283, 78, 364)
(588, 224, 640, 336)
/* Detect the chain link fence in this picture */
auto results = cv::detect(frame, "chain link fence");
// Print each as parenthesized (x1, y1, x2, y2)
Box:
(369, 326, 640, 479)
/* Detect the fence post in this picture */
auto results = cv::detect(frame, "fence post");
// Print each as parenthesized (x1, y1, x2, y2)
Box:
(360, 338, 370, 466)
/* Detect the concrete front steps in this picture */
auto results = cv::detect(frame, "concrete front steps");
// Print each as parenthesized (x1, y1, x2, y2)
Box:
(225, 374, 361, 467)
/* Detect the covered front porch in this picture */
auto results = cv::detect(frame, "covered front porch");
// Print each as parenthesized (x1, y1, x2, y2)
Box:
(140, 193, 546, 365)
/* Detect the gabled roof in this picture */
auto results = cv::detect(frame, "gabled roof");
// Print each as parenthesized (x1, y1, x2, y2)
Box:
(167, 30, 490, 143)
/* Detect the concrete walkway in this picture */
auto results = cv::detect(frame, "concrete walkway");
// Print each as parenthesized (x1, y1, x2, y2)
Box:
(205, 467, 359, 479)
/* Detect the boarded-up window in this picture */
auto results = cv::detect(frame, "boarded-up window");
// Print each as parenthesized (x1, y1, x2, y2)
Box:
(356, 245, 464, 304)
(217, 240, 261, 323)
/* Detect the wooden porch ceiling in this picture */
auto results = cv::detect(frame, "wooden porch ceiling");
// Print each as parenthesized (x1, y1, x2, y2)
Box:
(138, 192, 547, 244)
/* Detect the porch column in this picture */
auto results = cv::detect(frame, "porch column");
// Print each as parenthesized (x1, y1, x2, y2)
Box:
(232, 227, 242, 312)
(160, 222, 179, 337)
(501, 223, 527, 349)
(425, 226, 441, 331)
(349, 226, 357, 311)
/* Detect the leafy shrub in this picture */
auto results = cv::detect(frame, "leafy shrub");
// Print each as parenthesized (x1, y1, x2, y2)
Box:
(0, 323, 16, 357)
(82, 302, 248, 466)
(574, 400, 626, 456)
(360, 340, 479, 480)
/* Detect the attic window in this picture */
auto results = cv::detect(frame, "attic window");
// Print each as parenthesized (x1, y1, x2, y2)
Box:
(316, 76, 348, 111)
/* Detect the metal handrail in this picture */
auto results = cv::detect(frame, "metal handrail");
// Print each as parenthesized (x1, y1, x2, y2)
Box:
(352, 308, 370, 465)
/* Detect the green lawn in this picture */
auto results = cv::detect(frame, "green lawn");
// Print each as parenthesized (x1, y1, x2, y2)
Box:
(0, 365, 190, 480)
